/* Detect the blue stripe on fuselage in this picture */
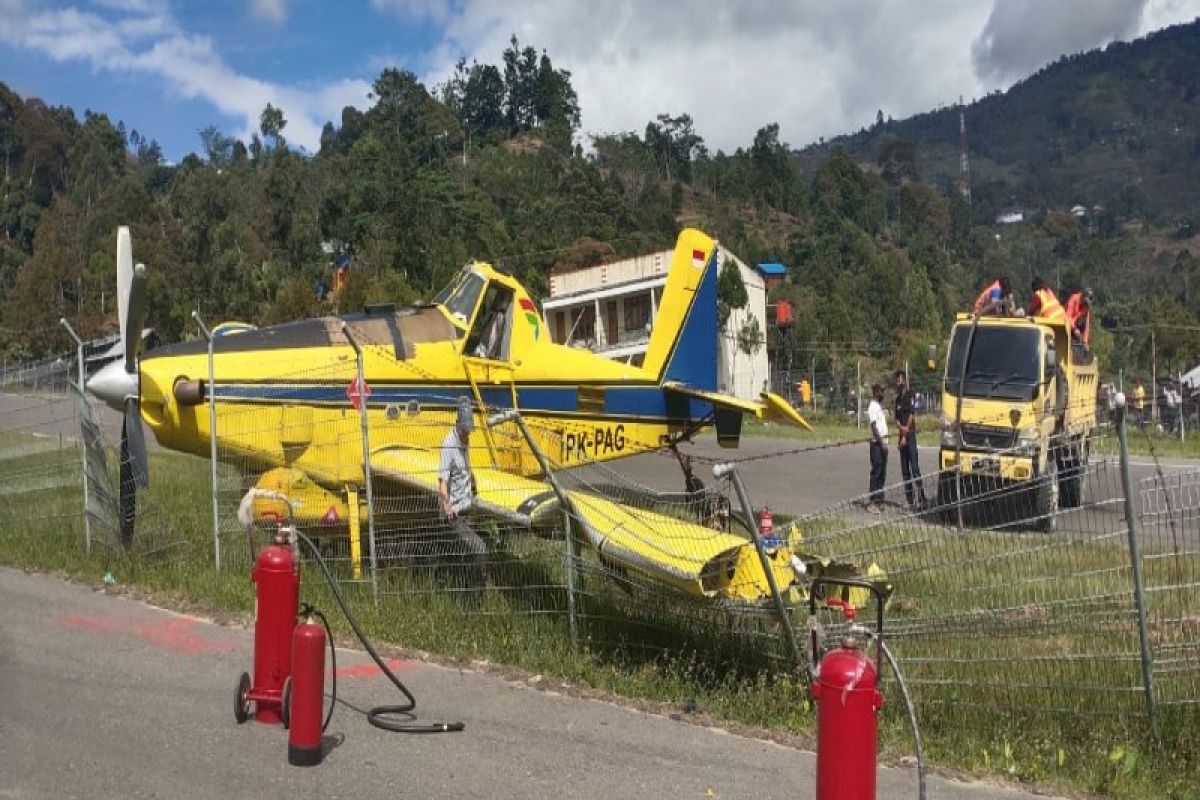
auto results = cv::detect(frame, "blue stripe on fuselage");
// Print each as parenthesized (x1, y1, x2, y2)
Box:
(210, 383, 713, 422)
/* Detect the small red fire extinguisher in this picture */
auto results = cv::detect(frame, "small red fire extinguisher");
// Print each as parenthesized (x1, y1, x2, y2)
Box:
(810, 578, 888, 800)
(235, 528, 299, 725)
(758, 506, 774, 543)
(286, 612, 327, 767)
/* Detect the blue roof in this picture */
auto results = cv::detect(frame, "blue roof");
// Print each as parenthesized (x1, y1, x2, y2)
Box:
(756, 263, 787, 276)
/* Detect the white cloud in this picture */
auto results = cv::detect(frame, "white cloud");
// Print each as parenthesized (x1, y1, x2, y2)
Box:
(407, 0, 1200, 153)
(0, 2, 368, 152)
(251, 0, 287, 26)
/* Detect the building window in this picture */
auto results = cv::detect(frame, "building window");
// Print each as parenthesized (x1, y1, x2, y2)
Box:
(569, 306, 595, 345)
(554, 311, 567, 344)
(624, 293, 650, 334)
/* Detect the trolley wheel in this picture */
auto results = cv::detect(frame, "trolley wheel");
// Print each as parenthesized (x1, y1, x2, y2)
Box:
(281, 676, 292, 729)
(234, 671, 252, 724)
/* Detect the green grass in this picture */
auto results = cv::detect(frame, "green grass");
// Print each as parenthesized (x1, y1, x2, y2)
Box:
(1, 435, 1198, 798)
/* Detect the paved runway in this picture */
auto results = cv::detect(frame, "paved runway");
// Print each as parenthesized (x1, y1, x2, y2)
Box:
(0, 566, 1066, 800)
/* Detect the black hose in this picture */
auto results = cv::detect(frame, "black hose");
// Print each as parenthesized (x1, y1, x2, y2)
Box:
(294, 530, 465, 734)
(879, 639, 925, 800)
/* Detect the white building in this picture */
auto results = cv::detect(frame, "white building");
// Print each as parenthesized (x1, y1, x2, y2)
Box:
(542, 246, 769, 402)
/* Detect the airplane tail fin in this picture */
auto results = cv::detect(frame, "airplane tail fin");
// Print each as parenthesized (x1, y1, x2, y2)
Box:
(648, 229, 811, 442)
(642, 228, 720, 389)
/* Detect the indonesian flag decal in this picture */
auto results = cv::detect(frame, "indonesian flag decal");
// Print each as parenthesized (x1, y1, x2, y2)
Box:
(692, 248, 707, 269)
(519, 297, 540, 340)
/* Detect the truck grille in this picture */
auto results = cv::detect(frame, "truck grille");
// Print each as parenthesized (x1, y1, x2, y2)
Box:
(960, 424, 1016, 450)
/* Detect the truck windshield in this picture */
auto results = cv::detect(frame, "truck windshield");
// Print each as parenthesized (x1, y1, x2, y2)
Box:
(945, 325, 1042, 401)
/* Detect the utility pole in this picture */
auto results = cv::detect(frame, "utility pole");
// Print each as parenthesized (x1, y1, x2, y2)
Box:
(958, 96, 972, 206)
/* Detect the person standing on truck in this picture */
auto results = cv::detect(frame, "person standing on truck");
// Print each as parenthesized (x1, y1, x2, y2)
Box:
(973, 276, 1014, 316)
(893, 370, 928, 510)
(1029, 276, 1068, 324)
(1064, 287, 1093, 355)
(866, 383, 889, 513)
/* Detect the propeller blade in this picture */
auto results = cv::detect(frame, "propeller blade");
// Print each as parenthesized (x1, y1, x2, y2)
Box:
(115, 226, 148, 373)
(119, 397, 148, 550)
(124, 397, 149, 489)
(119, 414, 135, 549)
(116, 226, 132, 343)
(124, 262, 147, 373)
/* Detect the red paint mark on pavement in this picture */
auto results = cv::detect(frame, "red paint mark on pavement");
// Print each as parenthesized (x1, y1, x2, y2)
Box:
(335, 658, 410, 678)
(56, 614, 237, 655)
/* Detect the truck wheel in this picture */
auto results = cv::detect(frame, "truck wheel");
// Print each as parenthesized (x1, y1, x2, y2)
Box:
(1034, 458, 1058, 532)
(937, 472, 959, 525)
(1058, 442, 1088, 509)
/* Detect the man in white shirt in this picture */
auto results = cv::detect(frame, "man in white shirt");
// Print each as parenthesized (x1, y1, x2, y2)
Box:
(439, 397, 487, 606)
(867, 383, 889, 513)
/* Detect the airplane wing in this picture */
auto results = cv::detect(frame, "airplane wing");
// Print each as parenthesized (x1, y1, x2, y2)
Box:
(369, 445, 796, 602)
(370, 446, 561, 526)
(663, 381, 812, 431)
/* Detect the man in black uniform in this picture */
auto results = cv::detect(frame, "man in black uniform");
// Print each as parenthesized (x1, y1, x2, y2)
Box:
(893, 370, 928, 510)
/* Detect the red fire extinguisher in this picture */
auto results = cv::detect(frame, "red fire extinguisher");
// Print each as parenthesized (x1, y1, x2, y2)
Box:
(810, 578, 887, 800)
(286, 613, 327, 766)
(235, 529, 299, 725)
(758, 506, 774, 544)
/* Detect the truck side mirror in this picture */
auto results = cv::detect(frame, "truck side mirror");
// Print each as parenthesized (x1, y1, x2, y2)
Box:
(1044, 347, 1056, 375)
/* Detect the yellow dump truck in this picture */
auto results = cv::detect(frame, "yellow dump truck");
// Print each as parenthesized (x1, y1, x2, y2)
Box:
(937, 313, 1098, 531)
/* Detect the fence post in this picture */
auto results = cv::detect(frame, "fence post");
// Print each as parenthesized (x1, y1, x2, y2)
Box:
(59, 318, 91, 555)
(341, 323, 379, 605)
(856, 359, 862, 429)
(1115, 392, 1159, 733)
(953, 316, 981, 534)
(192, 312, 222, 571)
(1179, 370, 1185, 443)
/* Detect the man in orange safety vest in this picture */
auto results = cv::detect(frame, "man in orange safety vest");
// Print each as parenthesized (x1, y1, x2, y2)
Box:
(1029, 276, 1067, 324)
(972, 276, 1014, 317)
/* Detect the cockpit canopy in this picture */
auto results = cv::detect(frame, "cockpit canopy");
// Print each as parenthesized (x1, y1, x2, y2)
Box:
(433, 264, 517, 361)
(434, 268, 487, 330)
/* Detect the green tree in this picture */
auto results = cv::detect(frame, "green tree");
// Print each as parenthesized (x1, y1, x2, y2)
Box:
(259, 103, 287, 150)
(717, 256, 748, 332)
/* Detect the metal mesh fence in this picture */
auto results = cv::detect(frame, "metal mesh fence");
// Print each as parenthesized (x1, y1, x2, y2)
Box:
(0, 355, 86, 550)
(5, 339, 1200, 742)
(1138, 467, 1200, 708)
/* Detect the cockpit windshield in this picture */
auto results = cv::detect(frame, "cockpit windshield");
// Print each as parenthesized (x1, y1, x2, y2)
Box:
(434, 269, 486, 328)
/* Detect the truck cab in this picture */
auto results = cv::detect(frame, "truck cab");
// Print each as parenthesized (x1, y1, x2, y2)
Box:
(937, 313, 1097, 530)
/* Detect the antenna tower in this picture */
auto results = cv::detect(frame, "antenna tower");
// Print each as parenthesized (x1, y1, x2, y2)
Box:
(958, 95, 972, 205)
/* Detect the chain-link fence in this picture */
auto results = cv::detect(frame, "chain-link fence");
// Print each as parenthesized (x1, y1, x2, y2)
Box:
(3, 340, 1199, 747)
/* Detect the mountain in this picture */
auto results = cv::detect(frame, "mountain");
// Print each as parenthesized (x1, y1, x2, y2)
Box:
(793, 19, 1200, 229)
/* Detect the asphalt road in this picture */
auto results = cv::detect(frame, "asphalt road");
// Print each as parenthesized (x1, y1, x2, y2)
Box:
(616, 434, 1200, 538)
(0, 566, 1067, 800)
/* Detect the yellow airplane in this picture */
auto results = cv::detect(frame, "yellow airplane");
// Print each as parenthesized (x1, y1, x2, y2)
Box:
(88, 227, 810, 603)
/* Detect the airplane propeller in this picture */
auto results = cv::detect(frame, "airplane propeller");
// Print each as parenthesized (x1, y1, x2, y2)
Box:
(87, 226, 149, 548)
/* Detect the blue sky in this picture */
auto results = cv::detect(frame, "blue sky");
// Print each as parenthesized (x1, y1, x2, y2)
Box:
(2, 0, 1198, 161)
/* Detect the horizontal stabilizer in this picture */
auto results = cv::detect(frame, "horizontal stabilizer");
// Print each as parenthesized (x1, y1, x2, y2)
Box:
(663, 382, 812, 431)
